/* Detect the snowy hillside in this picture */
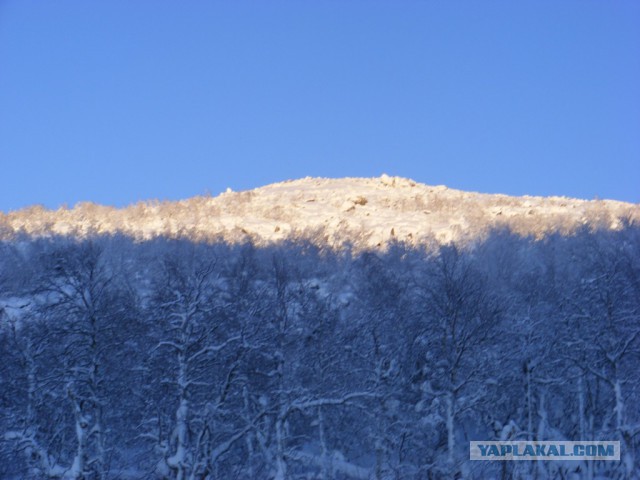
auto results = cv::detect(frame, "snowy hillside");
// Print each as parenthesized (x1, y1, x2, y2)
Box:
(2, 176, 638, 248)
(1, 182, 639, 479)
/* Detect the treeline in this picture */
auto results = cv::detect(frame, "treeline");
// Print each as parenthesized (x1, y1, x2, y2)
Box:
(0, 226, 639, 479)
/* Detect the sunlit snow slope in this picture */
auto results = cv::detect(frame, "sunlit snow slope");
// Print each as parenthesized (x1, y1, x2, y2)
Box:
(1, 176, 638, 249)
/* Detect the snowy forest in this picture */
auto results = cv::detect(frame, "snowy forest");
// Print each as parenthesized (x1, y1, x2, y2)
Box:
(1, 225, 639, 480)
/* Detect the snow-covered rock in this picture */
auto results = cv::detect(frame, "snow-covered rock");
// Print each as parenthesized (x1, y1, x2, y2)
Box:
(1, 176, 637, 250)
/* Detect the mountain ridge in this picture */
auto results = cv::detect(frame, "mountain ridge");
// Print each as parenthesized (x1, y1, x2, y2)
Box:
(1, 176, 638, 249)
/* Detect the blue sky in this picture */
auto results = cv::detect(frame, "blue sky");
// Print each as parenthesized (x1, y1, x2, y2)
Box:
(1, 1, 638, 211)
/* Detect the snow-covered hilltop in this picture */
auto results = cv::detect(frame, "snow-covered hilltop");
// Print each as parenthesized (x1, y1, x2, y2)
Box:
(1, 176, 638, 248)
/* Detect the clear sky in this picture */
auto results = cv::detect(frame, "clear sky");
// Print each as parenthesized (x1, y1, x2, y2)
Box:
(1, 1, 638, 212)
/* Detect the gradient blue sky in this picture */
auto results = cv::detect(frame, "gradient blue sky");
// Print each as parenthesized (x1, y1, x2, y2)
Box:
(1, 1, 638, 212)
